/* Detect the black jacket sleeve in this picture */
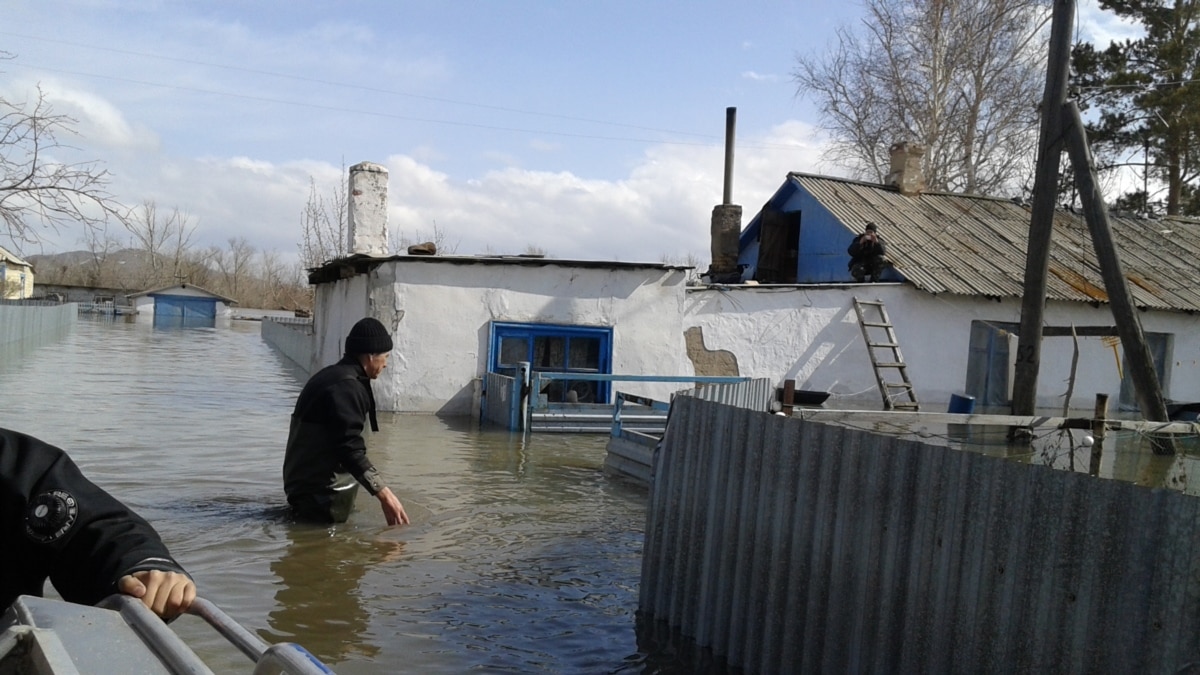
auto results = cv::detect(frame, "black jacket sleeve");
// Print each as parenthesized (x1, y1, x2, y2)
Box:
(322, 376, 383, 492)
(1, 428, 188, 610)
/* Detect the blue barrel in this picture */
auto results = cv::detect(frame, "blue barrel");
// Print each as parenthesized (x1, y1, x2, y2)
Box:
(948, 393, 975, 414)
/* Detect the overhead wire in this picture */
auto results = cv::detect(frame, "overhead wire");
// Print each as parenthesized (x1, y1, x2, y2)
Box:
(0, 30, 717, 140)
(1, 30, 805, 152)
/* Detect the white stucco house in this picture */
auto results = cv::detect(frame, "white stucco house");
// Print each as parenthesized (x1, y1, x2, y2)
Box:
(278, 155, 1200, 416)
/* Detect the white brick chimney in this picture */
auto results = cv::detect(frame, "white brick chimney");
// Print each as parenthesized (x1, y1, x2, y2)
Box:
(347, 161, 390, 256)
(885, 142, 926, 197)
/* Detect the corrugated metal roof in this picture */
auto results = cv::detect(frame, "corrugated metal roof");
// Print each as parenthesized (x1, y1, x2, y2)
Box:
(791, 172, 1200, 313)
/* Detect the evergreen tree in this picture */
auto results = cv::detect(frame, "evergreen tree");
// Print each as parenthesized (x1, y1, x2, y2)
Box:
(1072, 0, 1200, 215)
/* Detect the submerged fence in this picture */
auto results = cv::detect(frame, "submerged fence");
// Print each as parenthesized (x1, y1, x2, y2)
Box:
(606, 378, 776, 487)
(480, 362, 750, 433)
(641, 396, 1200, 673)
(0, 302, 75, 348)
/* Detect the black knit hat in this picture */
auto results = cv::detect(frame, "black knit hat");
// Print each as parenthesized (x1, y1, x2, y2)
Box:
(345, 317, 393, 355)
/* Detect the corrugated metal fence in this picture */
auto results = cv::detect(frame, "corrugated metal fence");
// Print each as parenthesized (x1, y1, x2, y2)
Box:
(0, 302, 75, 348)
(677, 377, 775, 410)
(641, 396, 1200, 673)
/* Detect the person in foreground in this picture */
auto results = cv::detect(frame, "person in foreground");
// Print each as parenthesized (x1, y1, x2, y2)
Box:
(283, 317, 409, 526)
(0, 427, 195, 621)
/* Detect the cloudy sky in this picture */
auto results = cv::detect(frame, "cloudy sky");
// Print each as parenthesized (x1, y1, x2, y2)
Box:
(2, 0, 1139, 266)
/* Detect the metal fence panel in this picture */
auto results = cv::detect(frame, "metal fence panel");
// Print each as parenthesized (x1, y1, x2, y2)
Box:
(642, 396, 1200, 674)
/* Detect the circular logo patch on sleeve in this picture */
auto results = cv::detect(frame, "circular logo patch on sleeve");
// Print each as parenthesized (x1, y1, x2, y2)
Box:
(25, 489, 79, 543)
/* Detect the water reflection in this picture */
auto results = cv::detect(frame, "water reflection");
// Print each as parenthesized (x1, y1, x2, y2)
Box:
(266, 524, 405, 663)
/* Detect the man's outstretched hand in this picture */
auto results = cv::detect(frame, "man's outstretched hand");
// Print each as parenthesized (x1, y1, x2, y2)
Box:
(118, 570, 196, 621)
(377, 486, 410, 526)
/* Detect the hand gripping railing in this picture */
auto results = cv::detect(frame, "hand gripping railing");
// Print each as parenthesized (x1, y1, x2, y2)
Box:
(99, 595, 334, 674)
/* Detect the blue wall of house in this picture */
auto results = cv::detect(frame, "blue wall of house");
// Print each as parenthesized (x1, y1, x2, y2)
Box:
(737, 176, 903, 284)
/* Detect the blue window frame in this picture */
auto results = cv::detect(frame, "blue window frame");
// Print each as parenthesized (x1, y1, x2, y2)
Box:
(488, 322, 613, 404)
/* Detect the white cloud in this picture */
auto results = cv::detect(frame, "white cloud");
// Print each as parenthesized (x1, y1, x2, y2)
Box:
(377, 119, 832, 263)
(4, 67, 832, 270)
(741, 71, 780, 83)
(1077, 0, 1144, 46)
(5, 77, 158, 153)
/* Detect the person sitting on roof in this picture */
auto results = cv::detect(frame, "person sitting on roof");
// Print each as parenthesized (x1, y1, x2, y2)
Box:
(848, 222, 888, 283)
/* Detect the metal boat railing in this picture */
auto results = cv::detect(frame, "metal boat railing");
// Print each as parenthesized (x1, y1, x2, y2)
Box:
(0, 594, 333, 675)
(101, 596, 333, 675)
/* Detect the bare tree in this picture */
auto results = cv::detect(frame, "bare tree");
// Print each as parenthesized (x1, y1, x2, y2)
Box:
(79, 221, 121, 287)
(215, 236, 255, 300)
(167, 209, 198, 283)
(0, 75, 123, 244)
(121, 200, 197, 287)
(299, 174, 347, 268)
(794, 0, 1051, 196)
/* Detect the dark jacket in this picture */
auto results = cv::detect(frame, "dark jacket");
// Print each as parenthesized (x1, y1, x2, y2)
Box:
(282, 355, 385, 512)
(847, 232, 887, 268)
(0, 428, 188, 610)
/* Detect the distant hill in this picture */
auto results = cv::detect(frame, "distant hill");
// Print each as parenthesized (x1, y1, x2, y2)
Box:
(27, 249, 156, 272)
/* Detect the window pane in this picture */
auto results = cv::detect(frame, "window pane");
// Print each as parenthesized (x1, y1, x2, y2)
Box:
(568, 337, 601, 370)
(532, 336, 566, 369)
(499, 337, 528, 366)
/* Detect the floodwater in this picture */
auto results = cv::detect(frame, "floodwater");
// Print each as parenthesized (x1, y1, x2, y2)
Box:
(7, 316, 1198, 673)
(0, 317, 703, 674)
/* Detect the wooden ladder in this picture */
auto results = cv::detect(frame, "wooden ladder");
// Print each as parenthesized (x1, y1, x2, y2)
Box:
(852, 298, 920, 411)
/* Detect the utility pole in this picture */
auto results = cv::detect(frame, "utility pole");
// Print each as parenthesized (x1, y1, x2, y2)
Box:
(1063, 102, 1173, 453)
(1011, 0, 1174, 452)
(1011, 0, 1075, 417)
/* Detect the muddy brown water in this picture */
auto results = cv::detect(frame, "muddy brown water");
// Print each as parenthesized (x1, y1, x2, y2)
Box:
(0, 317, 700, 674)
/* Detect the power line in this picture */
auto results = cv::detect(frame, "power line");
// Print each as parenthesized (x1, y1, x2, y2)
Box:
(1, 30, 783, 146)
(6, 59, 806, 152)
(1, 29, 718, 140)
(11, 61, 748, 148)
(1076, 78, 1200, 92)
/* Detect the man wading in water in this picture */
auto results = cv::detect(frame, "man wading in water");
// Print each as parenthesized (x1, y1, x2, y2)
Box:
(283, 317, 409, 525)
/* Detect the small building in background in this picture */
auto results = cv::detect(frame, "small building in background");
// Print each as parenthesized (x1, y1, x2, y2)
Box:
(128, 284, 238, 328)
(0, 245, 34, 300)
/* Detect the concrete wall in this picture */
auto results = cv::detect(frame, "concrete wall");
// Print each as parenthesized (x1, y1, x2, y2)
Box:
(295, 267, 1200, 414)
(261, 318, 316, 374)
(643, 396, 1200, 673)
(309, 258, 692, 414)
(33, 284, 135, 305)
(684, 284, 1200, 411)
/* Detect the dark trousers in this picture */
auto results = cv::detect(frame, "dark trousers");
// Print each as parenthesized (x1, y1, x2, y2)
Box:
(850, 256, 886, 282)
(288, 481, 360, 524)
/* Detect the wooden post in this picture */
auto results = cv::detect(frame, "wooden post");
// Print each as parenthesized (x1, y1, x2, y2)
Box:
(1092, 393, 1108, 441)
(1012, 0, 1076, 417)
(1062, 102, 1174, 455)
(782, 379, 796, 416)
